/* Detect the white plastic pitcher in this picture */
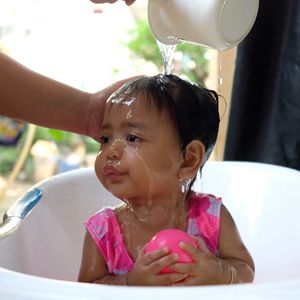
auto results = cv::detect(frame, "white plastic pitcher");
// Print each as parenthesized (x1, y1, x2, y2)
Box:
(148, 0, 260, 50)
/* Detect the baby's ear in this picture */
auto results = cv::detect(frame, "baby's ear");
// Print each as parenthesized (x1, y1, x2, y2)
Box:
(179, 140, 205, 180)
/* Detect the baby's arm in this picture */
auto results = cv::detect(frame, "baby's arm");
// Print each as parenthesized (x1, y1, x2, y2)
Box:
(172, 204, 255, 285)
(78, 231, 187, 285)
(78, 231, 128, 284)
(217, 204, 255, 283)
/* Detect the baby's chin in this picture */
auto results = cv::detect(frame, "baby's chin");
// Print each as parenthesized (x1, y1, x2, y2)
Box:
(105, 187, 131, 202)
(107, 189, 153, 205)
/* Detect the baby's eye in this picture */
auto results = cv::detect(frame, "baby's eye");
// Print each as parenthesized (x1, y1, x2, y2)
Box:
(99, 135, 110, 145)
(126, 134, 142, 143)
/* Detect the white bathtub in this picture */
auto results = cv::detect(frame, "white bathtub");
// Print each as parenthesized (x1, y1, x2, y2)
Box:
(0, 161, 300, 299)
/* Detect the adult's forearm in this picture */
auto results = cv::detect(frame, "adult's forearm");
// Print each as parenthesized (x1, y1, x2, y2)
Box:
(0, 52, 92, 135)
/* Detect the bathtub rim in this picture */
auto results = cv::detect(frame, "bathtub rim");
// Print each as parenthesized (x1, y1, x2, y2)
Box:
(1, 266, 300, 300)
(1, 161, 300, 299)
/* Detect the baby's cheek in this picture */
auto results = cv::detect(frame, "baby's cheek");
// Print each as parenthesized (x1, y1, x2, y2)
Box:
(147, 152, 181, 174)
(125, 147, 148, 171)
(125, 148, 176, 180)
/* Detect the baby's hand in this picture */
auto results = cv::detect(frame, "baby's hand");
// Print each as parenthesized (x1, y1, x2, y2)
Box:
(127, 246, 189, 286)
(171, 236, 224, 286)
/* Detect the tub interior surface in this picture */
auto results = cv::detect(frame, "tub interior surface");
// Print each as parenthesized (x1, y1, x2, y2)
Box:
(1, 161, 300, 286)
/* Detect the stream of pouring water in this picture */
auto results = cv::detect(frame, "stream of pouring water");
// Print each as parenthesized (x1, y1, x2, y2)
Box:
(158, 39, 225, 94)
(218, 51, 223, 86)
(157, 40, 176, 75)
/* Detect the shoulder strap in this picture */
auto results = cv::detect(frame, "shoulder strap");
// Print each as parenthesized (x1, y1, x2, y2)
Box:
(188, 193, 222, 254)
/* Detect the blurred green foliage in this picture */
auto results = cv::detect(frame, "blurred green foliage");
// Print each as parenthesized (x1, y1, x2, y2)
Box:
(0, 129, 28, 175)
(84, 136, 100, 153)
(126, 19, 209, 85)
(34, 127, 77, 146)
(0, 147, 18, 174)
(34, 127, 99, 153)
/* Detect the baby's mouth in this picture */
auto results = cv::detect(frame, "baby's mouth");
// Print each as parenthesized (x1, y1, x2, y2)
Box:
(103, 165, 126, 182)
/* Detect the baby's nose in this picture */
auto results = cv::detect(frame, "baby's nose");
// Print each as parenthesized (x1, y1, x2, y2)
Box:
(106, 138, 125, 161)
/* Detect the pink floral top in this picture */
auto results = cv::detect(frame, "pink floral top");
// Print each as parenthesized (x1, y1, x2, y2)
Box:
(84, 192, 222, 275)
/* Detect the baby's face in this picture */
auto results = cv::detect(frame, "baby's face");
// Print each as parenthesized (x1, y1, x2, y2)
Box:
(94, 96, 184, 203)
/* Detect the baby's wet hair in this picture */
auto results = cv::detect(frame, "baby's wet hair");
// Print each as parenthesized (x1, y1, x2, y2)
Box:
(110, 74, 220, 166)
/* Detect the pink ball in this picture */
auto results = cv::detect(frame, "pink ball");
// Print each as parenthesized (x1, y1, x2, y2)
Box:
(145, 229, 197, 274)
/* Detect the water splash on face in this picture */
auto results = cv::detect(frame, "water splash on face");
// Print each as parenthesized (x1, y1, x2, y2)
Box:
(107, 95, 137, 120)
(132, 150, 188, 228)
(99, 94, 191, 257)
(135, 152, 154, 204)
(115, 131, 186, 228)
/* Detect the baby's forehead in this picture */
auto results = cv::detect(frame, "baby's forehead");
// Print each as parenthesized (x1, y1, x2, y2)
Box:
(107, 94, 137, 106)
(106, 93, 162, 114)
(105, 95, 174, 129)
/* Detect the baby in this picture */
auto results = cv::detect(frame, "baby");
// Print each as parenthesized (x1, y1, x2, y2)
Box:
(78, 74, 254, 286)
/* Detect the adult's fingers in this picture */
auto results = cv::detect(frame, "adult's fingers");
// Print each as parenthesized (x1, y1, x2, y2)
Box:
(87, 76, 140, 141)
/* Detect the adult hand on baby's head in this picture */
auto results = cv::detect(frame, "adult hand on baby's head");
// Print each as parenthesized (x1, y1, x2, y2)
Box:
(86, 76, 141, 142)
(126, 246, 189, 286)
(170, 236, 225, 286)
(90, 0, 136, 5)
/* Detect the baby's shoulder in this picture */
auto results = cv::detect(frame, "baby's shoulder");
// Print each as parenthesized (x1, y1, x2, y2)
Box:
(85, 206, 116, 228)
(189, 192, 222, 217)
(190, 192, 222, 204)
